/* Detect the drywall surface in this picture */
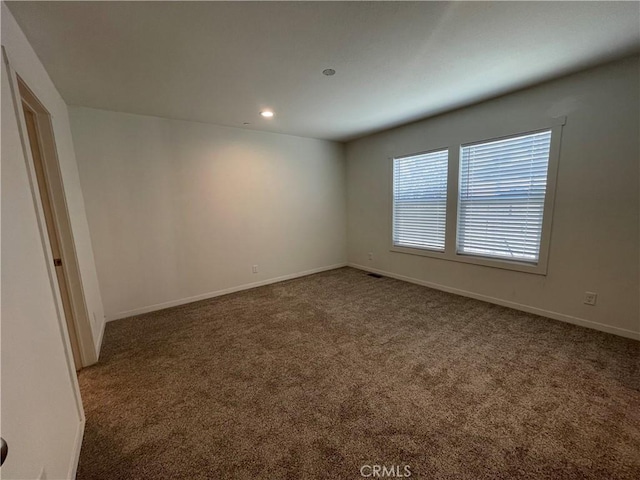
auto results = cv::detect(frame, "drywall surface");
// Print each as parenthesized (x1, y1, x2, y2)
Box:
(1, 5, 85, 478)
(1, 4, 105, 350)
(346, 56, 640, 338)
(70, 107, 347, 320)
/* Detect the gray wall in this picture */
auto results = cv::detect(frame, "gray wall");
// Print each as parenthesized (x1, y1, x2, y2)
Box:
(346, 56, 639, 338)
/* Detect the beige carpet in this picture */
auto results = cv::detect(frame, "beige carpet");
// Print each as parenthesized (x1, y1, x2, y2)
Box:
(77, 267, 640, 479)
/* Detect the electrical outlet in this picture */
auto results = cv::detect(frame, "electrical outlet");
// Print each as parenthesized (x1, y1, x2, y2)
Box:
(367, 252, 374, 261)
(584, 292, 597, 306)
(252, 265, 258, 274)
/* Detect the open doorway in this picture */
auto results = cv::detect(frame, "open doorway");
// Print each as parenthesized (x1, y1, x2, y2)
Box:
(17, 76, 97, 370)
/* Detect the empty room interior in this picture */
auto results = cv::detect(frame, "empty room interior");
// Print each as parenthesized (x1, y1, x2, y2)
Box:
(1, 1, 640, 479)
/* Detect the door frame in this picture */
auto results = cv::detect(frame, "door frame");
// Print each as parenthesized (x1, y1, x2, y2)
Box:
(3, 47, 97, 372)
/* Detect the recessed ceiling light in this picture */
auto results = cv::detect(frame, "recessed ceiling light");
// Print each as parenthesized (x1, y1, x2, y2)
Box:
(260, 111, 274, 118)
(323, 68, 336, 76)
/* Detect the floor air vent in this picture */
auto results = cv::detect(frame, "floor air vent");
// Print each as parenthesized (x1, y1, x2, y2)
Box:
(367, 273, 383, 278)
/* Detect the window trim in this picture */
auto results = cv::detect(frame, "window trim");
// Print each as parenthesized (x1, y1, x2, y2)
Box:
(388, 116, 565, 275)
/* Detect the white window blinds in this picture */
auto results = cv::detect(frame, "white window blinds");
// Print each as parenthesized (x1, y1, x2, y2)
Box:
(393, 149, 448, 251)
(458, 130, 552, 263)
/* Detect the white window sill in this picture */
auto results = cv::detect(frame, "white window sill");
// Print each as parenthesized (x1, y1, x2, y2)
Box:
(390, 245, 547, 275)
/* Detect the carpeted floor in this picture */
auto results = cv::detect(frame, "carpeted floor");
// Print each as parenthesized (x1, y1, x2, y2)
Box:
(77, 267, 640, 479)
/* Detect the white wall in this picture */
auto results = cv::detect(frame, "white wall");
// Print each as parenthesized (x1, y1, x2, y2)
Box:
(346, 56, 640, 339)
(1, 4, 105, 349)
(69, 107, 347, 320)
(1, 3, 101, 478)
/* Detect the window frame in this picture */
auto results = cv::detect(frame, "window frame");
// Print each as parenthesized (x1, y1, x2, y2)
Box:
(388, 116, 565, 275)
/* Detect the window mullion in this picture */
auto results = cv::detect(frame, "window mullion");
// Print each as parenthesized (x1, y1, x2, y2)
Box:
(445, 145, 460, 257)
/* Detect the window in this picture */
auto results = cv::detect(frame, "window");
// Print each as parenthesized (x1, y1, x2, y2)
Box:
(392, 149, 448, 251)
(389, 118, 563, 274)
(458, 130, 552, 263)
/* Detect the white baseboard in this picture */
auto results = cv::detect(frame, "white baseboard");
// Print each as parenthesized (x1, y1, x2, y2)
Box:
(107, 263, 347, 321)
(349, 263, 640, 341)
(68, 418, 85, 480)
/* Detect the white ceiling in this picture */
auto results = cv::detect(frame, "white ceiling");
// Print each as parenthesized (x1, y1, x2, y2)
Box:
(7, 1, 640, 142)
